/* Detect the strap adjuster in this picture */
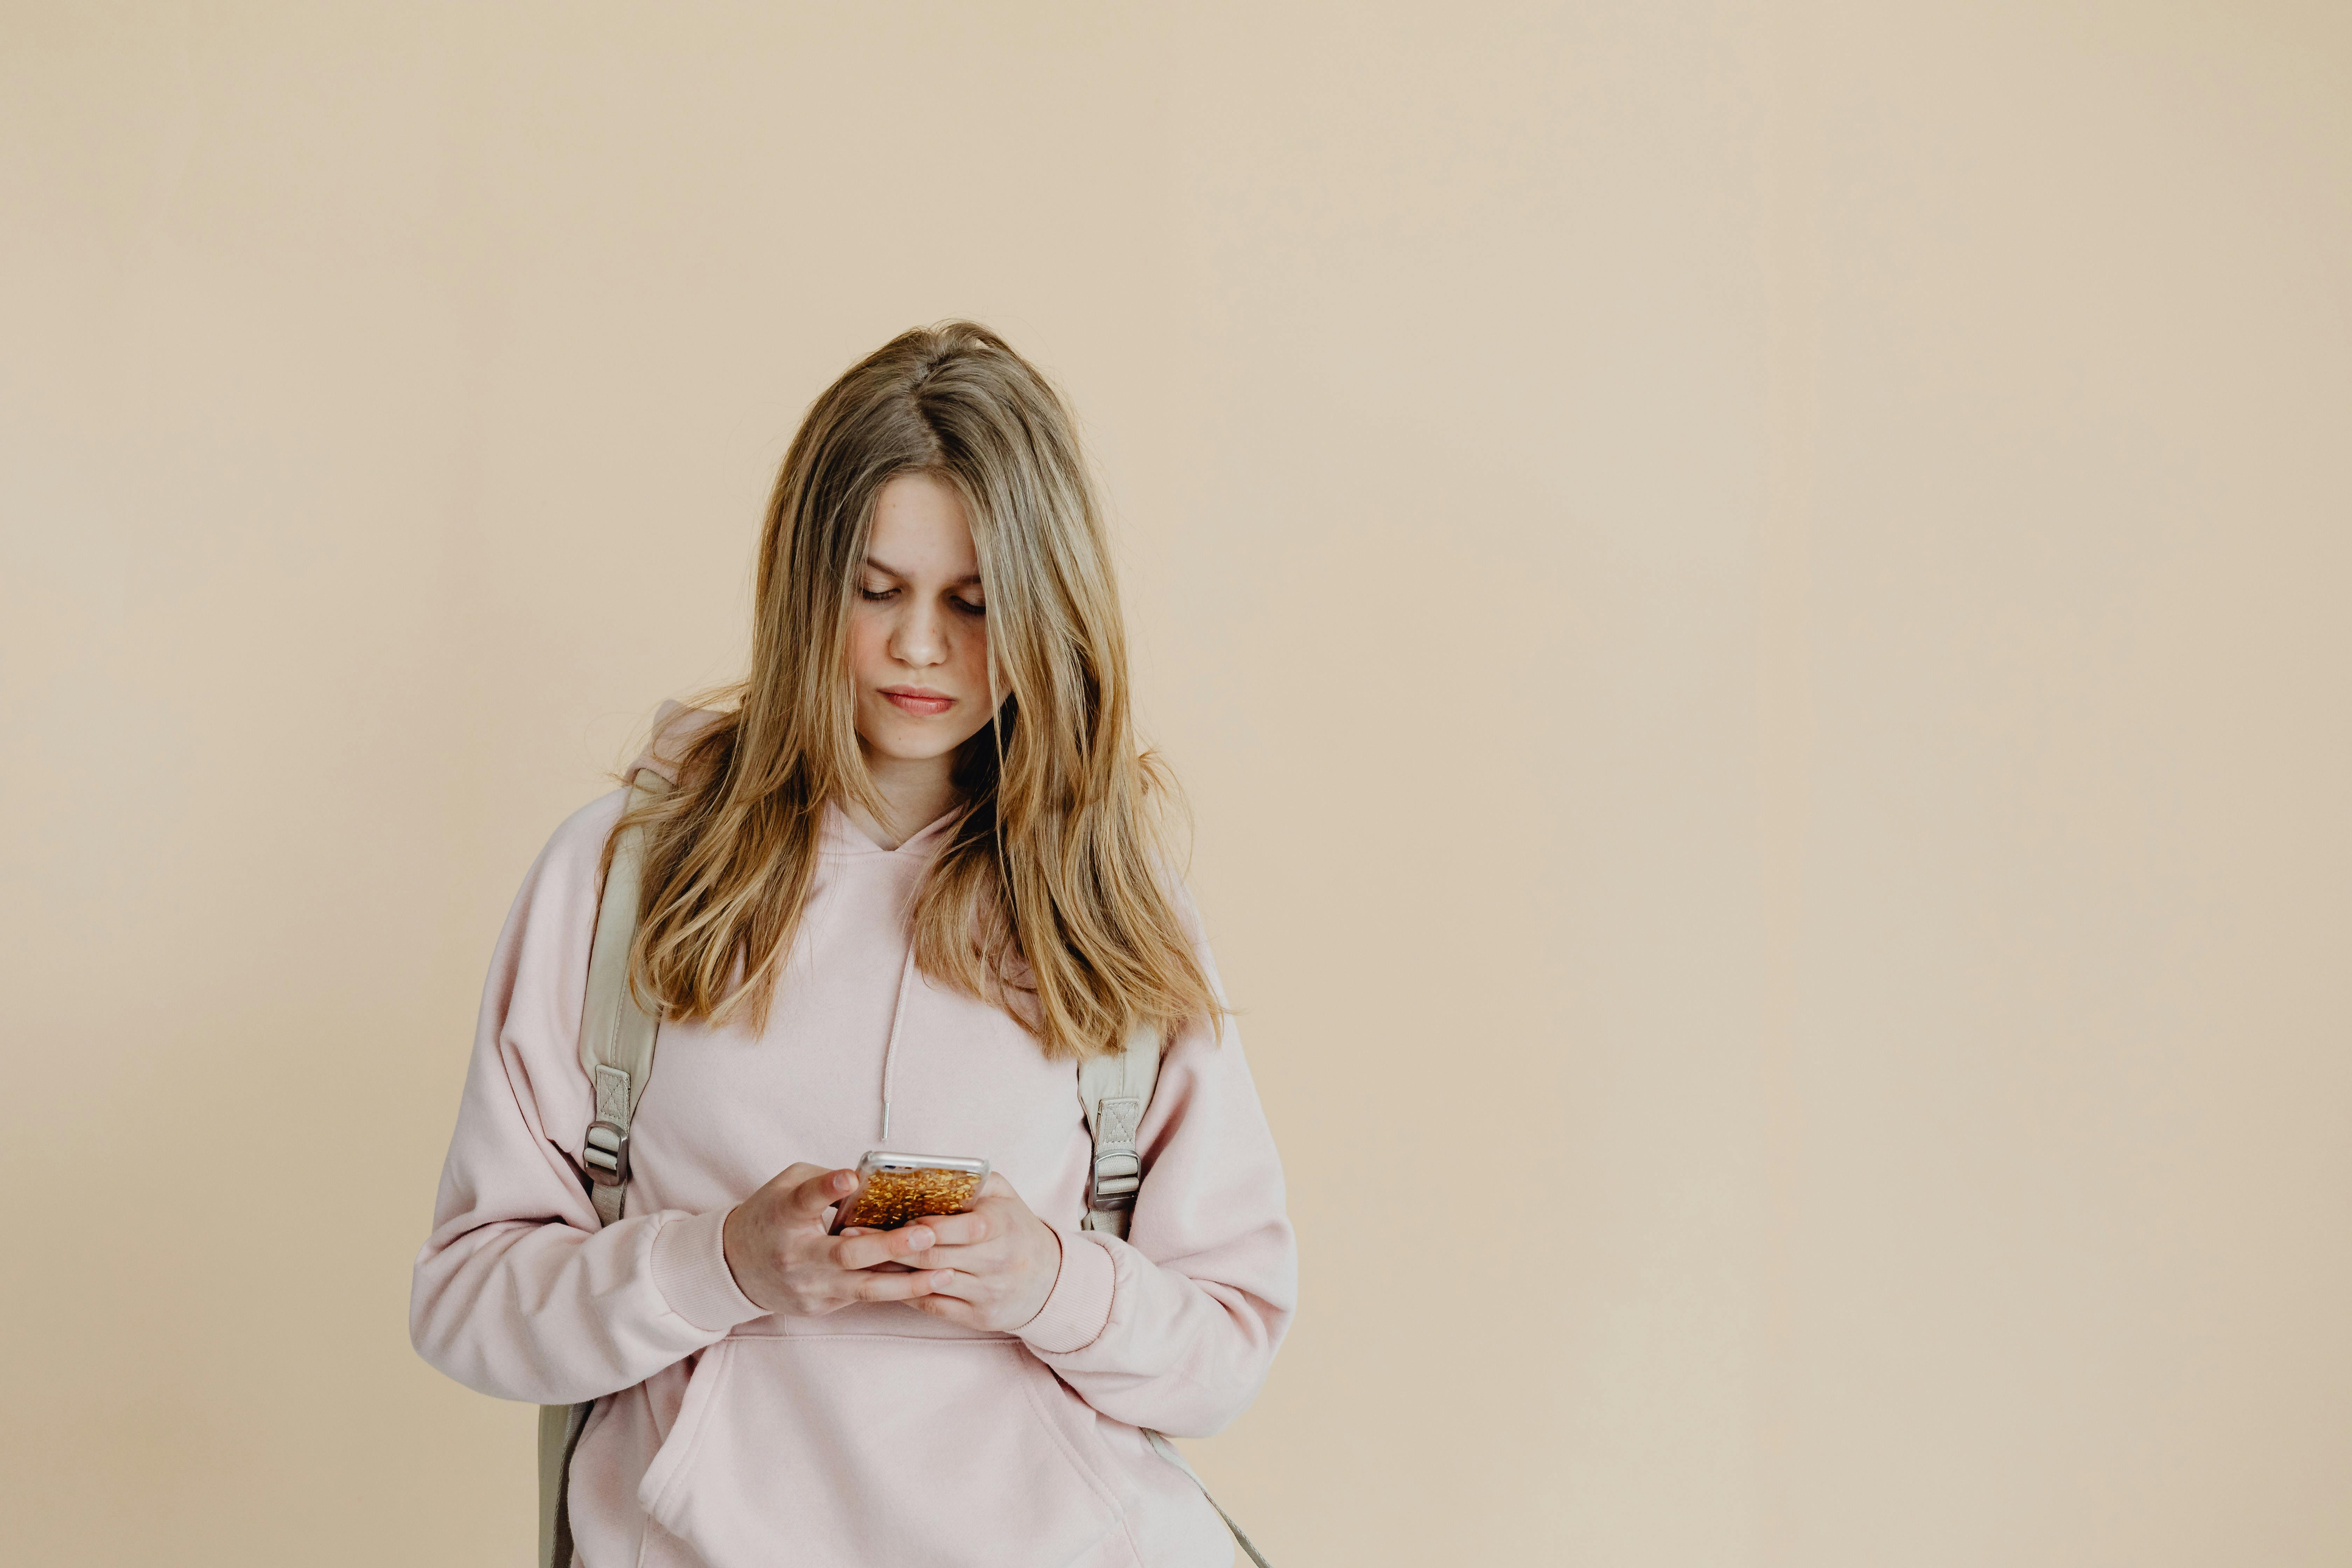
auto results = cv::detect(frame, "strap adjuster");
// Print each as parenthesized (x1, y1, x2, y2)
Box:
(583, 1119, 630, 1186)
(1085, 1090, 1146, 1213)
(1088, 1152, 1141, 1211)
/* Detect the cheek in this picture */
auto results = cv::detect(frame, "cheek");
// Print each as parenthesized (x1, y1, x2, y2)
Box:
(958, 622, 991, 687)
(845, 611, 889, 682)
(953, 626, 996, 741)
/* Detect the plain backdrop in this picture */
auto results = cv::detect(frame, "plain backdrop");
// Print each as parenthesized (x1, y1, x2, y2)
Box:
(5, 3, 2349, 1564)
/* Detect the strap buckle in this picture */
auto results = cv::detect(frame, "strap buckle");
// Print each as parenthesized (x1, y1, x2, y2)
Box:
(1088, 1151, 1141, 1212)
(1085, 1090, 1146, 1214)
(583, 1119, 630, 1187)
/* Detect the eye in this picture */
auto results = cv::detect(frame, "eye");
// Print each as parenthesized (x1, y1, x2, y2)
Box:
(860, 586, 898, 603)
(953, 597, 986, 617)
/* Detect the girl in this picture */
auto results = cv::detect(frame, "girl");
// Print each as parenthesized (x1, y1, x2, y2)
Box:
(410, 322, 1296, 1568)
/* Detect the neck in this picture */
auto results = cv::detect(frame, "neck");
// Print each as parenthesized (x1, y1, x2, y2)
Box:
(845, 748, 958, 851)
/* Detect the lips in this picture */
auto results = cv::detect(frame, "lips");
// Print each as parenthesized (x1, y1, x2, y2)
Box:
(881, 687, 955, 717)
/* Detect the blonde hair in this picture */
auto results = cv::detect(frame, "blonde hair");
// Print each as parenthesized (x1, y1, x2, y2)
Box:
(607, 321, 1218, 1060)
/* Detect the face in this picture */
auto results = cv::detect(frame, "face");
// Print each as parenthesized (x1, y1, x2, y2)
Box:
(847, 471, 996, 772)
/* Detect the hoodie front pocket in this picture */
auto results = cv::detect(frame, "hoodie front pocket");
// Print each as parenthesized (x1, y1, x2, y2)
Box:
(638, 1334, 1129, 1568)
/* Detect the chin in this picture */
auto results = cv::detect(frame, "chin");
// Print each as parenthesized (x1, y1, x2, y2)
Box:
(877, 740, 961, 766)
(863, 721, 977, 766)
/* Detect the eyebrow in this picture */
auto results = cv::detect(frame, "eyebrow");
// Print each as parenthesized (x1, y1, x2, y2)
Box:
(862, 556, 983, 588)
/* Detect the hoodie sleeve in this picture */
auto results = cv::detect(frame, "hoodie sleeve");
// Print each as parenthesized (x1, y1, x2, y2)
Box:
(1012, 888, 1300, 1438)
(408, 788, 766, 1406)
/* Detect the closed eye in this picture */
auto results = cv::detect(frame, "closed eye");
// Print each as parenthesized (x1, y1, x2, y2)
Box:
(858, 585, 982, 614)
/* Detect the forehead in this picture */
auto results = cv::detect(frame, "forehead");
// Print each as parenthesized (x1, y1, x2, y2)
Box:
(865, 472, 979, 581)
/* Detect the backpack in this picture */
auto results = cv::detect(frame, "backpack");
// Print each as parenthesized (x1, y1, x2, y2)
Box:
(536, 772, 1270, 1567)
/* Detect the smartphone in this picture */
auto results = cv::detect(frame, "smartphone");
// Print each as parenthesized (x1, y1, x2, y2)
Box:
(826, 1152, 990, 1235)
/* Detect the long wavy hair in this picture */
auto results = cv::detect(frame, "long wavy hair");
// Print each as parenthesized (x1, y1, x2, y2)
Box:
(604, 321, 1218, 1061)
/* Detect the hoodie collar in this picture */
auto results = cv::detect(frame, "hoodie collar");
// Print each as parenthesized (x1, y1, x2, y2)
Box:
(627, 702, 965, 860)
(819, 797, 961, 858)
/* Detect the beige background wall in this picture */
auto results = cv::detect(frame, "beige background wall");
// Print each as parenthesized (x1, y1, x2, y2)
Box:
(5, 3, 2348, 1564)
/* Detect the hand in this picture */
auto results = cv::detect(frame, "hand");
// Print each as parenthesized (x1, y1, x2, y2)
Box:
(845, 1172, 1062, 1332)
(721, 1163, 954, 1317)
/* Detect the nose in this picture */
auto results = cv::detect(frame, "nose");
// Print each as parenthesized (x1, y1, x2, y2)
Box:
(888, 596, 947, 669)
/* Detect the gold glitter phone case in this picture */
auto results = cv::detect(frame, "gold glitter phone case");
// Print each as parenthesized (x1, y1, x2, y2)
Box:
(826, 1152, 990, 1234)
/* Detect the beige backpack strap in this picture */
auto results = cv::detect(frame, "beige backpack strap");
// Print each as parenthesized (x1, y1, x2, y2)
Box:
(1146, 1431, 1275, 1568)
(1076, 1023, 1275, 1565)
(537, 1402, 589, 1568)
(541, 771, 671, 1568)
(578, 771, 670, 1225)
(1077, 1022, 1161, 1239)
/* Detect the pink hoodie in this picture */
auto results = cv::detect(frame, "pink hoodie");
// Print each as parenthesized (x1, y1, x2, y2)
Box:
(409, 727, 1297, 1568)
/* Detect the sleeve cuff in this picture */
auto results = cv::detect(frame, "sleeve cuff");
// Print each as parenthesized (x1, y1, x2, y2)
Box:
(1016, 1225, 1116, 1353)
(651, 1206, 768, 1333)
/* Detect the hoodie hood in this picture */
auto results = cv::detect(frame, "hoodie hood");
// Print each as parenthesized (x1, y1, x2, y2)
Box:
(625, 698, 723, 789)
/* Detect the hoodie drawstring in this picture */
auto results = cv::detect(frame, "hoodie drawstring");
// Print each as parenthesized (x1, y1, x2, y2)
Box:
(877, 937, 919, 1144)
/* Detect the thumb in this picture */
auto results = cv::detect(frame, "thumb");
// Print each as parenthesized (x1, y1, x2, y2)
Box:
(773, 1163, 858, 1227)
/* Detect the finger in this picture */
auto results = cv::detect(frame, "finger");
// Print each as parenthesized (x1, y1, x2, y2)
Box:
(839, 1226, 921, 1249)
(761, 1161, 830, 1198)
(830, 1224, 936, 1272)
(909, 1211, 989, 1247)
(850, 1269, 951, 1302)
(969, 1176, 1037, 1224)
(917, 1268, 980, 1302)
(905, 1293, 985, 1327)
(781, 1167, 860, 1226)
(895, 1237, 1002, 1273)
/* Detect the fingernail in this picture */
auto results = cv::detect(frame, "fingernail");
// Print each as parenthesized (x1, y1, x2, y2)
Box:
(905, 1227, 934, 1248)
